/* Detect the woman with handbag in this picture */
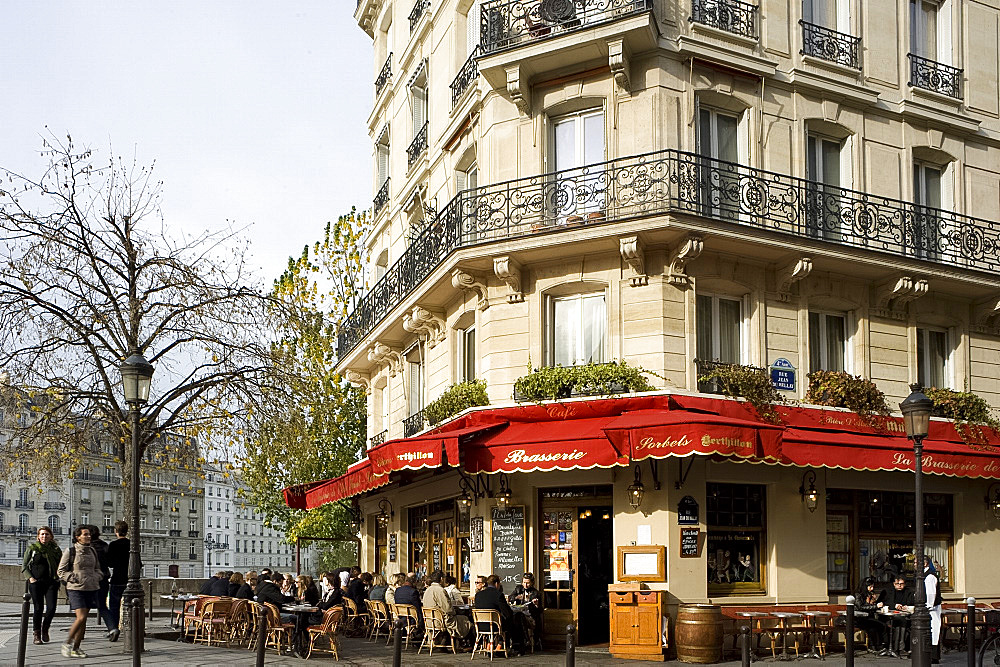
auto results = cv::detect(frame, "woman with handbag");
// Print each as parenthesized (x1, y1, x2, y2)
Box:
(22, 526, 62, 645)
(57, 525, 104, 658)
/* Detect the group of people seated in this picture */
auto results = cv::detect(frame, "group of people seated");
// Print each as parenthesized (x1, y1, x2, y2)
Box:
(199, 568, 324, 623)
(854, 575, 917, 656)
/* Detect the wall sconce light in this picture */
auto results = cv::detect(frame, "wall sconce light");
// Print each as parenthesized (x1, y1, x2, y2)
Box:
(627, 465, 645, 510)
(799, 470, 818, 513)
(495, 473, 512, 508)
(376, 498, 394, 525)
(987, 483, 1000, 520)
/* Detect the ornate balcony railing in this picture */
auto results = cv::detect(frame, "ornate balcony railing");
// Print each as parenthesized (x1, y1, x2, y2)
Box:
(43, 502, 66, 510)
(800, 20, 860, 69)
(409, 0, 430, 32)
(337, 148, 1000, 357)
(374, 178, 390, 215)
(909, 54, 963, 99)
(451, 46, 480, 108)
(690, 0, 757, 39)
(403, 411, 425, 437)
(0, 499, 10, 508)
(407, 122, 429, 167)
(375, 53, 392, 97)
(369, 429, 388, 448)
(480, 0, 653, 55)
(15, 500, 34, 510)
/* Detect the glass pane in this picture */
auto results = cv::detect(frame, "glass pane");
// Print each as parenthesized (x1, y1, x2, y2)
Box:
(552, 297, 578, 367)
(698, 108, 712, 156)
(697, 295, 713, 359)
(809, 312, 823, 373)
(583, 113, 605, 165)
(807, 135, 818, 181)
(716, 114, 739, 163)
(718, 298, 741, 364)
(921, 1, 937, 58)
(826, 314, 846, 372)
(463, 327, 476, 381)
(928, 329, 948, 388)
(582, 294, 606, 364)
(917, 327, 926, 388)
(923, 166, 942, 209)
(822, 139, 840, 188)
(554, 118, 576, 172)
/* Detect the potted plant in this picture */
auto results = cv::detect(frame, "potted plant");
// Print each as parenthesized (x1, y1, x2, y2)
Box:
(804, 370, 891, 428)
(697, 361, 785, 424)
(423, 379, 489, 427)
(514, 361, 654, 402)
(923, 387, 1000, 446)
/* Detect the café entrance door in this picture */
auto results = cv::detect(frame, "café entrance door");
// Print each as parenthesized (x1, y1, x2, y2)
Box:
(539, 486, 613, 646)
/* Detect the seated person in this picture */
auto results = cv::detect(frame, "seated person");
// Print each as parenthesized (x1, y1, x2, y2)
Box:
(393, 575, 424, 631)
(474, 574, 522, 649)
(508, 572, 542, 641)
(422, 569, 472, 643)
(255, 572, 287, 608)
(855, 577, 888, 651)
(444, 574, 465, 608)
(883, 575, 915, 653)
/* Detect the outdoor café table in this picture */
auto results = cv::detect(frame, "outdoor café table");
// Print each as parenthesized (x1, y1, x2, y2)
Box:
(801, 610, 832, 660)
(736, 611, 770, 661)
(771, 612, 802, 661)
(951, 607, 994, 650)
(283, 604, 319, 658)
(876, 609, 911, 658)
(165, 594, 199, 629)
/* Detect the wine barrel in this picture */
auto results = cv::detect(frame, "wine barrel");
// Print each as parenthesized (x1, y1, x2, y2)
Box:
(675, 603, 723, 664)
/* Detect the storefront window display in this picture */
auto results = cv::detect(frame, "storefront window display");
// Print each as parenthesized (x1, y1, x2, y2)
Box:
(707, 482, 766, 594)
(405, 499, 471, 588)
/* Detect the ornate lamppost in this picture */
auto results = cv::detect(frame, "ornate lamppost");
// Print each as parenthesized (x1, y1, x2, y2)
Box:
(119, 352, 154, 660)
(900, 384, 934, 667)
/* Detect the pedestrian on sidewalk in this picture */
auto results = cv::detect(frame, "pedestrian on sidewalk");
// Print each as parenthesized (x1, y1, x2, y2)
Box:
(84, 524, 116, 640)
(57, 525, 104, 658)
(105, 520, 131, 641)
(22, 525, 62, 645)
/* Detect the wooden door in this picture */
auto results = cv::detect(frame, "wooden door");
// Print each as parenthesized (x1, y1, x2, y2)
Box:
(541, 508, 577, 642)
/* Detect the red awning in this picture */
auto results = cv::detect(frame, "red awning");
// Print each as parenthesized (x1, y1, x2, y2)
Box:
(368, 423, 505, 476)
(602, 409, 783, 462)
(283, 459, 390, 510)
(463, 417, 627, 473)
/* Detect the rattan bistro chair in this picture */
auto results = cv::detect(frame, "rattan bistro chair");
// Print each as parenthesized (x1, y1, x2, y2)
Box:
(262, 602, 295, 655)
(307, 607, 343, 660)
(419, 607, 456, 655)
(388, 603, 421, 650)
(191, 598, 234, 647)
(367, 599, 391, 643)
(471, 608, 509, 660)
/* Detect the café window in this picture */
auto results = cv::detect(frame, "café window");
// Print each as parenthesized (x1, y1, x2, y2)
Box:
(706, 482, 766, 594)
(406, 499, 470, 588)
(375, 517, 388, 579)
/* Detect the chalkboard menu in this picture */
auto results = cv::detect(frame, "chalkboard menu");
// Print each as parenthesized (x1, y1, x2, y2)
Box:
(680, 527, 700, 557)
(388, 533, 397, 562)
(470, 517, 484, 553)
(491, 505, 526, 586)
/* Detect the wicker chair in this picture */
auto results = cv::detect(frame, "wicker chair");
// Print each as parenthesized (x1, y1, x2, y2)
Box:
(191, 598, 234, 647)
(419, 607, 456, 655)
(343, 598, 369, 637)
(305, 606, 343, 660)
(180, 596, 213, 642)
(367, 599, 391, 643)
(471, 608, 509, 660)
(388, 603, 421, 650)
(262, 602, 295, 655)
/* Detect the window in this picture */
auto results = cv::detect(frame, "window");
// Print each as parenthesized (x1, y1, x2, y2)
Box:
(458, 325, 477, 382)
(81, 513, 89, 525)
(104, 490, 112, 505)
(154, 517, 161, 530)
(0, 513, 4, 530)
(153, 565, 160, 577)
(809, 312, 847, 373)
(407, 355, 424, 418)
(140, 517, 146, 529)
(707, 482, 766, 593)
(375, 126, 390, 212)
(189, 544, 196, 557)
(806, 134, 849, 240)
(912, 162, 948, 260)
(18, 540, 28, 558)
(464, 0, 480, 57)
(552, 109, 605, 222)
(189, 520, 197, 532)
(917, 327, 950, 388)
(910, 0, 942, 60)
(550, 292, 606, 367)
(408, 65, 428, 165)
(153, 543, 160, 555)
(697, 106, 742, 220)
(697, 294, 744, 392)
(18, 488, 28, 504)
(103, 514, 112, 527)
(18, 513, 28, 531)
(171, 518, 178, 530)
(803, 0, 848, 31)
(80, 488, 89, 502)
(47, 515, 59, 532)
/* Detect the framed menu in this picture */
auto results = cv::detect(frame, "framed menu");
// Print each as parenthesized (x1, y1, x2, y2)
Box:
(470, 516, 484, 553)
(617, 545, 665, 582)
(680, 527, 700, 557)
(388, 533, 397, 562)
(491, 505, 526, 585)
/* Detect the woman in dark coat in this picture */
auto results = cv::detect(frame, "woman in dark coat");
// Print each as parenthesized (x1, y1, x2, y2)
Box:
(22, 526, 62, 644)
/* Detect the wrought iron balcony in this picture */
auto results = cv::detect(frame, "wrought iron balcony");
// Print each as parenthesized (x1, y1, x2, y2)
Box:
(480, 0, 652, 55)
(690, 0, 757, 39)
(337, 148, 1000, 357)
(189, 553, 198, 560)
(409, 0, 429, 32)
(800, 20, 860, 69)
(374, 178, 390, 215)
(403, 411, 425, 437)
(375, 53, 392, 97)
(188, 530, 200, 537)
(451, 46, 480, 108)
(370, 429, 388, 448)
(407, 122, 429, 167)
(15, 500, 34, 510)
(909, 54, 962, 99)
(0, 499, 10, 508)
(43, 502, 66, 510)
(169, 529, 182, 537)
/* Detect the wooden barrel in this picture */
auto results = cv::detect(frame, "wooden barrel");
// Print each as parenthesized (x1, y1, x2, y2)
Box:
(675, 603, 723, 664)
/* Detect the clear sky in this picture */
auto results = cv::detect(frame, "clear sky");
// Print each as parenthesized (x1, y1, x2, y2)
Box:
(1, 1, 372, 286)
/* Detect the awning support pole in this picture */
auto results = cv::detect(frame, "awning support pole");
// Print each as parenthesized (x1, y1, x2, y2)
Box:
(675, 458, 695, 490)
(648, 460, 661, 490)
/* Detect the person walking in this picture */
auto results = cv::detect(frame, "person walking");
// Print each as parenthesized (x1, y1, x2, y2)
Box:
(57, 525, 105, 658)
(22, 526, 62, 645)
(105, 520, 131, 641)
(85, 524, 116, 641)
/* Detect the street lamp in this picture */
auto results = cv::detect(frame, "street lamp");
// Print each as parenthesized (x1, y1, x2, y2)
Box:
(900, 383, 934, 667)
(120, 352, 154, 660)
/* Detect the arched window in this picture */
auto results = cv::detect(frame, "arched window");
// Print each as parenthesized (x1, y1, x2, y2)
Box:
(48, 515, 60, 533)
(19, 513, 29, 531)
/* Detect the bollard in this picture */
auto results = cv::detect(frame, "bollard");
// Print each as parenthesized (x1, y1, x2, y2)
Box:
(131, 598, 142, 667)
(392, 618, 404, 667)
(741, 625, 751, 667)
(566, 623, 576, 667)
(147, 581, 154, 622)
(967, 597, 976, 667)
(845, 595, 855, 667)
(16, 591, 30, 667)
(255, 604, 267, 667)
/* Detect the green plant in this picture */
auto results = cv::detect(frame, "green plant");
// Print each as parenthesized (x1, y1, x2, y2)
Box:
(924, 387, 1000, 447)
(423, 379, 489, 426)
(805, 370, 891, 427)
(697, 362, 785, 424)
(513, 361, 654, 402)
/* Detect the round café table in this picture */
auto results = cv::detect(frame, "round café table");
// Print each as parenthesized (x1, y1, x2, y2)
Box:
(282, 604, 319, 658)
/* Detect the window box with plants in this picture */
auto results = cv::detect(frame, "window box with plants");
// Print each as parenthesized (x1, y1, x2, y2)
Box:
(422, 379, 489, 428)
(804, 370, 891, 427)
(513, 361, 654, 402)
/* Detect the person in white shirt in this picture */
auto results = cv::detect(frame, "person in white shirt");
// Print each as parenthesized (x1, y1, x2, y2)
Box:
(923, 556, 942, 664)
(444, 574, 465, 607)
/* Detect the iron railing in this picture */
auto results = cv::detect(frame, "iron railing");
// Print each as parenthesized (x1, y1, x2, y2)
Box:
(909, 54, 963, 99)
(690, 0, 757, 39)
(407, 122, 429, 167)
(800, 20, 860, 69)
(451, 46, 480, 107)
(375, 53, 392, 97)
(43, 502, 66, 510)
(403, 411, 425, 437)
(370, 429, 388, 448)
(480, 0, 652, 55)
(0, 499, 10, 508)
(188, 530, 200, 537)
(337, 148, 1000, 357)
(169, 529, 182, 537)
(374, 178, 390, 215)
(189, 553, 198, 559)
(15, 500, 34, 510)
(409, 0, 430, 32)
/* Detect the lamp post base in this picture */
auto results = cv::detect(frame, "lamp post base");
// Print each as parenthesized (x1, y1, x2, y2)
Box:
(910, 605, 932, 667)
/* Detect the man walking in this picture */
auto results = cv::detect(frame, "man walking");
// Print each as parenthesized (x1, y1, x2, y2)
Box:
(105, 521, 131, 641)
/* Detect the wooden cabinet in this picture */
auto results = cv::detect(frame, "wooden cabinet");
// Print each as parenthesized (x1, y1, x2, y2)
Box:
(609, 588, 667, 661)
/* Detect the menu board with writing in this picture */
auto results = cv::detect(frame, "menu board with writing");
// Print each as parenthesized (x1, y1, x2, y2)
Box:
(680, 527, 700, 557)
(388, 533, 397, 562)
(491, 505, 526, 586)
(470, 516, 484, 552)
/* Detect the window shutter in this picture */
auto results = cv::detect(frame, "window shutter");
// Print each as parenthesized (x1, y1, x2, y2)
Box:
(467, 0, 480, 55)
(377, 144, 389, 186)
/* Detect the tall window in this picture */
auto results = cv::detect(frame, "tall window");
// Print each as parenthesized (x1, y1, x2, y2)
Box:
(458, 325, 477, 382)
(550, 292, 606, 367)
(910, 0, 941, 59)
(803, 0, 848, 31)
(408, 66, 428, 158)
(18, 488, 28, 504)
(913, 162, 945, 260)
(465, 0, 480, 55)
(707, 483, 766, 593)
(552, 109, 605, 221)
(917, 327, 949, 388)
(697, 106, 742, 220)
(407, 357, 424, 417)
(18, 513, 29, 531)
(697, 295, 743, 365)
(809, 312, 847, 373)
(380, 383, 391, 437)
(806, 134, 847, 240)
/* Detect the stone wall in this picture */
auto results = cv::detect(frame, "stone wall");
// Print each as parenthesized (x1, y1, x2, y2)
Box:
(0, 564, 205, 606)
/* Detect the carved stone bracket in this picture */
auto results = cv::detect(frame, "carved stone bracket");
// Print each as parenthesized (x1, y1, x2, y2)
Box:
(493, 255, 524, 303)
(344, 369, 371, 395)
(668, 235, 704, 286)
(775, 257, 813, 301)
(972, 297, 1000, 333)
(368, 342, 403, 377)
(609, 39, 630, 96)
(452, 268, 490, 310)
(402, 306, 446, 346)
(872, 276, 928, 319)
(506, 64, 529, 116)
(619, 236, 647, 287)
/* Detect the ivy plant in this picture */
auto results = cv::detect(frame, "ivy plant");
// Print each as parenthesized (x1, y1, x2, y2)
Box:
(924, 387, 1000, 446)
(697, 362, 785, 424)
(804, 370, 891, 428)
(423, 379, 489, 427)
